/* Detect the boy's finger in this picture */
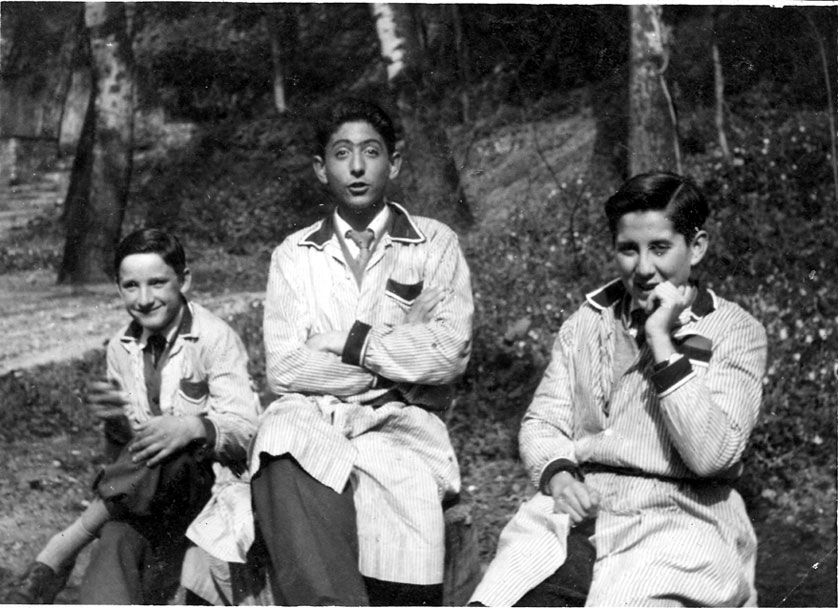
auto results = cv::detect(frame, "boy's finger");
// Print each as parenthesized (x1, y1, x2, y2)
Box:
(90, 405, 126, 419)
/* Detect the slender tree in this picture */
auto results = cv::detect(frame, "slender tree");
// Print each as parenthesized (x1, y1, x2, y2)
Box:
(627, 4, 681, 175)
(370, 3, 471, 227)
(801, 9, 838, 205)
(710, 8, 731, 161)
(59, 2, 135, 285)
(263, 4, 297, 115)
(58, 6, 93, 156)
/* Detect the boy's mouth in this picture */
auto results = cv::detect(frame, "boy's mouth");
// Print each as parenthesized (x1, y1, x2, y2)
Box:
(348, 182, 369, 195)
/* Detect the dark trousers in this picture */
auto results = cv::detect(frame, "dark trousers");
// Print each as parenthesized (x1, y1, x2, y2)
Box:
(513, 519, 596, 607)
(80, 451, 214, 604)
(79, 520, 187, 604)
(251, 454, 443, 606)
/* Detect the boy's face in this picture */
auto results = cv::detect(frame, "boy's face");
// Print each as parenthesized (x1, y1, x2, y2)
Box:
(313, 120, 401, 221)
(614, 209, 707, 310)
(116, 253, 191, 335)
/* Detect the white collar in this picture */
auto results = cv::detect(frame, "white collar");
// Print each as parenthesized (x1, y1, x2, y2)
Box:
(333, 204, 391, 255)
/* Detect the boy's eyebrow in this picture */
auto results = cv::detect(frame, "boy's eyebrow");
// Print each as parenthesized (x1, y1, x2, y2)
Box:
(328, 137, 384, 149)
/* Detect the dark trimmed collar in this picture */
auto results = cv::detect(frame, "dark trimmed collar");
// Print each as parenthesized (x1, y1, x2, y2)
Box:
(585, 279, 716, 320)
(124, 298, 193, 341)
(299, 202, 426, 249)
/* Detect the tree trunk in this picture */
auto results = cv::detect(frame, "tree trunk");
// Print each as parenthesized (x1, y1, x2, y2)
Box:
(370, 3, 471, 228)
(263, 4, 297, 115)
(710, 8, 731, 162)
(627, 4, 681, 176)
(801, 9, 838, 205)
(59, 6, 93, 156)
(712, 41, 730, 161)
(58, 2, 135, 285)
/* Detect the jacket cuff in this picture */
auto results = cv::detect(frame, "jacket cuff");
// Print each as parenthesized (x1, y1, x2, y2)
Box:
(197, 415, 217, 456)
(539, 458, 583, 495)
(650, 354, 694, 397)
(341, 321, 372, 367)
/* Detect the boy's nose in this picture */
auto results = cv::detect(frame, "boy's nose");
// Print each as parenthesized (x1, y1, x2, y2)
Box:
(137, 285, 153, 306)
(636, 253, 654, 276)
(350, 154, 365, 176)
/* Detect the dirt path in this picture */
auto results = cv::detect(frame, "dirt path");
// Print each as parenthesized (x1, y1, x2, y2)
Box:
(0, 268, 264, 376)
(0, 265, 264, 603)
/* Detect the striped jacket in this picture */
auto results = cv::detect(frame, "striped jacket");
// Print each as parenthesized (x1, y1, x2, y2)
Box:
(107, 301, 260, 466)
(187, 203, 473, 586)
(262, 201, 473, 408)
(472, 279, 767, 606)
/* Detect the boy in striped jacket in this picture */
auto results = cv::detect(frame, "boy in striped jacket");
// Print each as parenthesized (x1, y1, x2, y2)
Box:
(184, 98, 474, 606)
(471, 172, 767, 607)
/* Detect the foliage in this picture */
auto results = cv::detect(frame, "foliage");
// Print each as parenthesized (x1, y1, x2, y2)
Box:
(0, 352, 104, 442)
(133, 3, 381, 120)
(131, 115, 326, 255)
(683, 108, 837, 537)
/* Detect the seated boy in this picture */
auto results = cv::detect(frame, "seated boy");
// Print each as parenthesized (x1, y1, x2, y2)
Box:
(11, 228, 260, 604)
(184, 98, 474, 606)
(470, 172, 767, 606)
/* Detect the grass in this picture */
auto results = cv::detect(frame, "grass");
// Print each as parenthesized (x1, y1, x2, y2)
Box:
(1, 92, 835, 605)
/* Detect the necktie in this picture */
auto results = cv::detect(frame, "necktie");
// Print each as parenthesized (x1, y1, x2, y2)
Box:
(346, 228, 375, 270)
(629, 309, 647, 346)
(146, 334, 167, 369)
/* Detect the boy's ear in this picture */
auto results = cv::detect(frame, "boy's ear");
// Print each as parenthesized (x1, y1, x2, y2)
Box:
(180, 267, 192, 295)
(313, 155, 328, 185)
(689, 230, 709, 267)
(388, 151, 402, 180)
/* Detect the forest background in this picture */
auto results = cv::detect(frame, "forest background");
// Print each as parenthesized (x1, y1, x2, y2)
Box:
(0, 2, 836, 606)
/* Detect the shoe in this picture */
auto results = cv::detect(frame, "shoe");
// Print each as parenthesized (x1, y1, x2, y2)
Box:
(7, 561, 72, 604)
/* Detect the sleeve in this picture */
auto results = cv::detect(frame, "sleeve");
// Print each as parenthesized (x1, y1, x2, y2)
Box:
(201, 321, 261, 468)
(103, 337, 136, 445)
(263, 241, 376, 397)
(518, 314, 579, 490)
(655, 314, 767, 477)
(341, 227, 473, 385)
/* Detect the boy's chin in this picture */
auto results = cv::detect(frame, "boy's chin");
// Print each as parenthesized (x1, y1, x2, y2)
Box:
(129, 312, 178, 334)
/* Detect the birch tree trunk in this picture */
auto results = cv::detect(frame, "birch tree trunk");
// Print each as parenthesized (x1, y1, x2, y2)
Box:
(370, 3, 471, 227)
(628, 4, 681, 175)
(59, 2, 135, 285)
(59, 6, 93, 155)
(264, 4, 297, 115)
(710, 8, 730, 161)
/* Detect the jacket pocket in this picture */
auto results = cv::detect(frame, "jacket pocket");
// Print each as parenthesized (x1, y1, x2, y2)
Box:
(179, 379, 210, 402)
(385, 278, 423, 306)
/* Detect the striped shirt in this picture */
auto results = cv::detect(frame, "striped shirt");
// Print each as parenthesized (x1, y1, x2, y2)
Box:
(190, 203, 473, 586)
(472, 279, 767, 606)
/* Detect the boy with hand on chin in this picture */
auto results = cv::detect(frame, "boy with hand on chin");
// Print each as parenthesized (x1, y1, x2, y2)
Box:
(12, 228, 259, 604)
(185, 98, 473, 606)
(471, 172, 767, 607)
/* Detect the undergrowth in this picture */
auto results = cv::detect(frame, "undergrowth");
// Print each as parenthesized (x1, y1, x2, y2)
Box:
(0, 96, 834, 595)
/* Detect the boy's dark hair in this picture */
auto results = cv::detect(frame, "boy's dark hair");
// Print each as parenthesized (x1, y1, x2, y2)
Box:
(604, 171, 709, 242)
(314, 98, 397, 156)
(114, 228, 187, 280)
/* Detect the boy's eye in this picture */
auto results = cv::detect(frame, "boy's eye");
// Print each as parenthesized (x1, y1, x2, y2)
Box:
(334, 148, 350, 159)
(650, 244, 670, 256)
(364, 146, 380, 157)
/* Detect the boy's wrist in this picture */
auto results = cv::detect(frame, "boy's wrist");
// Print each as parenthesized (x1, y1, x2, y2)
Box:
(647, 332, 676, 364)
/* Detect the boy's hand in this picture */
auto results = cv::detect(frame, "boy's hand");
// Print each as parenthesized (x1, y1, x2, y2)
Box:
(405, 286, 448, 325)
(128, 415, 205, 467)
(86, 379, 130, 421)
(645, 281, 697, 338)
(548, 470, 601, 524)
(306, 330, 349, 355)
